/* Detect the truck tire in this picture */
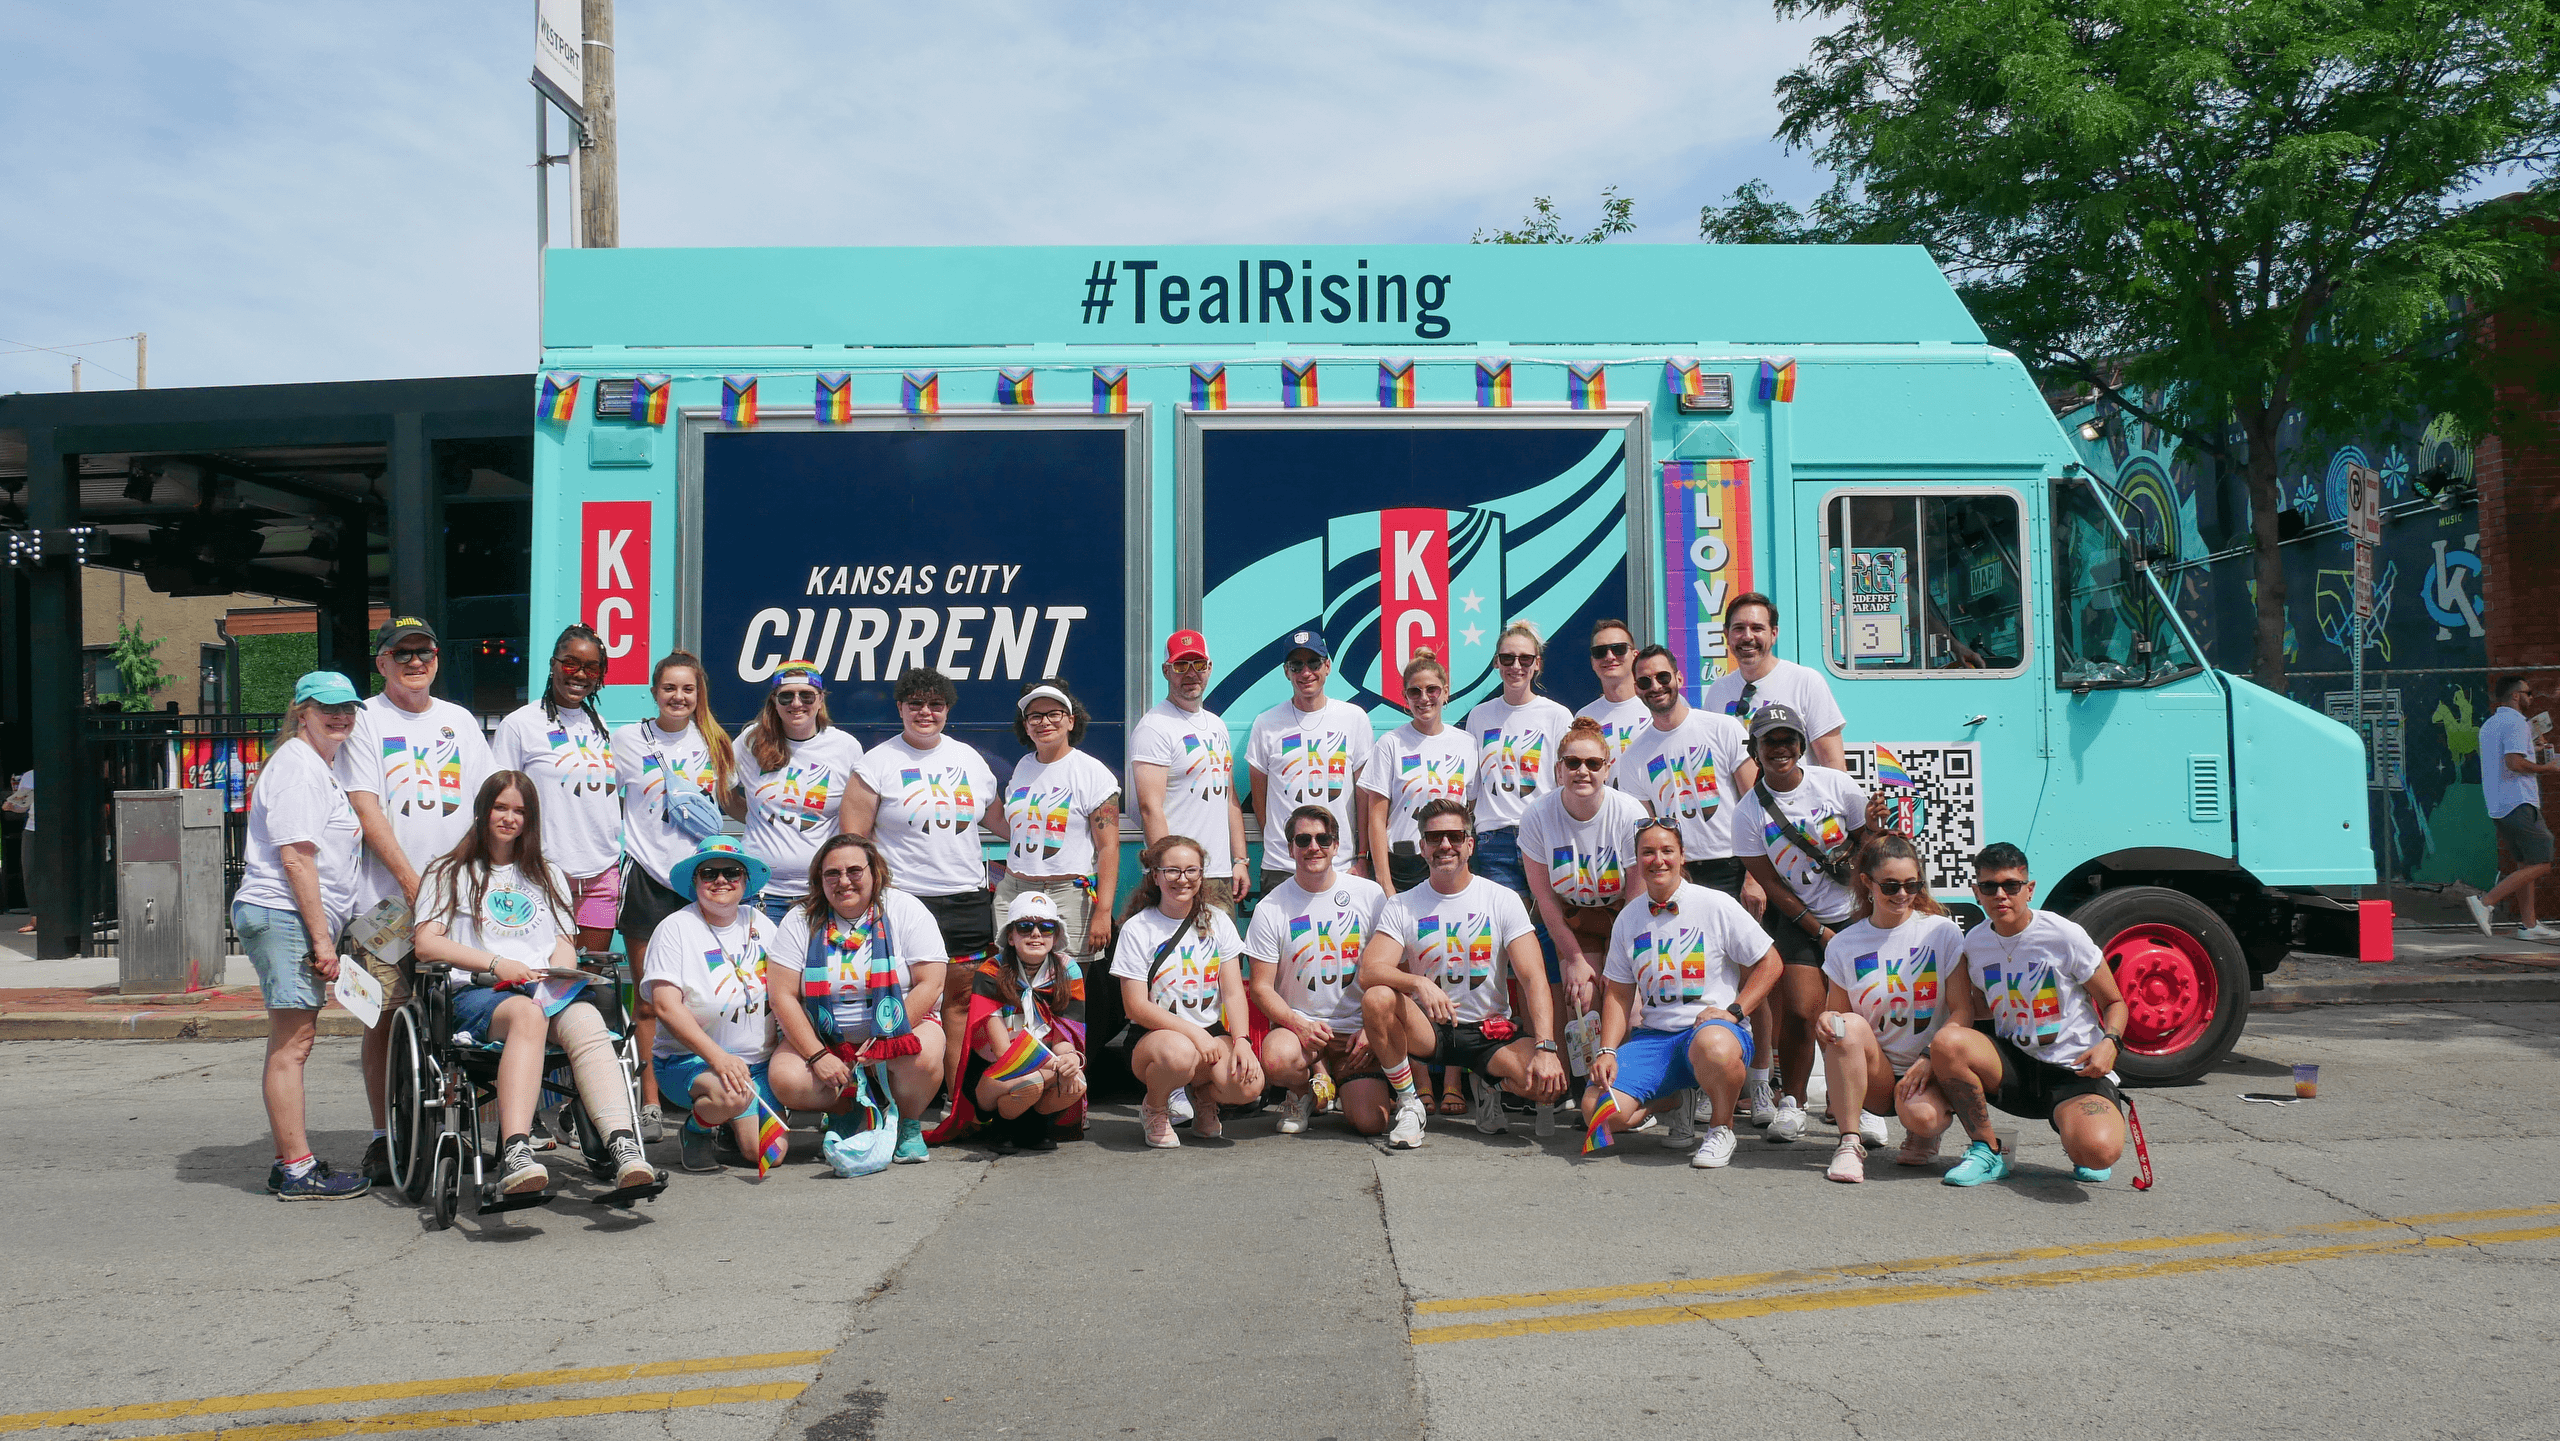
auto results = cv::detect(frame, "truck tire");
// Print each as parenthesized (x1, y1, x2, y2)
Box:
(2063, 886, 2249, 1086)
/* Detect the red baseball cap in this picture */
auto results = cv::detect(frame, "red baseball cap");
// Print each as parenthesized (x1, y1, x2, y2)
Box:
(1165, 629, 1209, 663)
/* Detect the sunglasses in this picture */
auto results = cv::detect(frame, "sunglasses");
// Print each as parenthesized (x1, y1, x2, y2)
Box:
(1289, 832, 1336, 850)
(1633, 672, 1679, 692)
(1558, 755, 1608, 773)
(695, 866, 748, 885)
(1011, 919, 1061, 935)
(1407, 686, 1447, 701)
(389, 647, 437, 665)
(1589, 642, 1630, 660)
(819, 866, 869, 886)
(774, 690, 820, 706)
(1634, 817, 1682, 836)
(1420, 829, 1470, 848)
(1168, 659, 1209, 675)
(1494, 653, 1537, 669)
(901, 699, 949, 712)
(1973, 878, 2029, 896)
(1724, 681, 1759, 717)
(315, 701, 360, 718)
(553, 657, 605, 679)
(1285, 656, 1328, 673)
(1871, 878, 1925, 897)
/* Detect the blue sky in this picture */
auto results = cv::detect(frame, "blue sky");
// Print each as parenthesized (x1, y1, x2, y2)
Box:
(0, 1, 1830, 394)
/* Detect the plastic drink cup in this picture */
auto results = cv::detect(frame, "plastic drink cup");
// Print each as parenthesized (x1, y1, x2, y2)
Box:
(2293, 1063, 2319, 1099)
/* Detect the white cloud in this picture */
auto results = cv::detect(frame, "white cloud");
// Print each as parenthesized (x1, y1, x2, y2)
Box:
(0, 0, 1826, 393)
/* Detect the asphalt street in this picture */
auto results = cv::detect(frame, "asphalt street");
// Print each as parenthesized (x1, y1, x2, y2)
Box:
(4, 1003, 2557, 1440)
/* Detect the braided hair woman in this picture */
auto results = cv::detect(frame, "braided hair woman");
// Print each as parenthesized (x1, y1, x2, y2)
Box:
(492, 624, 623, 951)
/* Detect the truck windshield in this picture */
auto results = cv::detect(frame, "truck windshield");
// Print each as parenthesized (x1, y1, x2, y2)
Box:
(2051, 475, 2202, 689)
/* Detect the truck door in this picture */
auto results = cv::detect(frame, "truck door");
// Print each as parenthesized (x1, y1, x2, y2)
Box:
(1804, 486, 2037, 897)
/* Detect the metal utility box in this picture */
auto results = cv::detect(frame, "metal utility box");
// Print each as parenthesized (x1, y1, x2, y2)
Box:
(114, 789, 227, 994)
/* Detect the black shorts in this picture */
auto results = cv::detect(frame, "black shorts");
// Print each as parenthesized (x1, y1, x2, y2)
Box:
(917, 888, 997, 962)
(1766, 914, 1831, 968)
(1684, 856, 1746, 900)
(1976, 1021, 2123, 1128)
(1425, 1020, 1515, 1080)
(617, 864, 689, 959)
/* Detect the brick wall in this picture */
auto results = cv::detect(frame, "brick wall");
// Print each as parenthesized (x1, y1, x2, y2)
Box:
(2475, 264, 2560, 819)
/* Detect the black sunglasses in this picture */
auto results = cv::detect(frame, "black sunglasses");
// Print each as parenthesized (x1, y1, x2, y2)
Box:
(1973, 878, 2029, 896)
(1589, 642, 1630, 660)
(1633, 672, 1679, 692)
(1872, 878, 1925, 897)
(1289, 832, 1336, 850)
(695, 865, 748, 884)
(1420, 829, 1470, 847)
(1011, 919, 1061, 934)
(1634, 817, 1681, 835)
(1559, 755, 1608, 773)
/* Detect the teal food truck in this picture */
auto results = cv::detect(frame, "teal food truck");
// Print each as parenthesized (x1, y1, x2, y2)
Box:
(532, 244, 2370, 1084)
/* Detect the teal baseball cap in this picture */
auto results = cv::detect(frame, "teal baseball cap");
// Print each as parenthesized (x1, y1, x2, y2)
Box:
(293, 672, 361, 706)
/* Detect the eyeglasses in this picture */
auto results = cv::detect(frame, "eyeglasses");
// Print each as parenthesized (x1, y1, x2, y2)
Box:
(1285, 656, 1328, 674)
(390, 647, 437, 666)
(1023, 708, 1071, 726)
(1558, 755, 1608, 773)
(900, 698, 949, 712)
(1011, 919, 1061, 935)
(1589, 642, 1630, 661)
(1407, 685, 1446, 701)
(1168, 659, 1209, 676)
(1420, 829, 1469, 848)
(1289, 832, 1336, 850)
(819, 865, 868, 886)
(1871, 878, 1925, 897)
(774, 690, 819, 707)
(1154, 865, 1204, 881)
(553, 656, 605, 679)
(1973, 878, 2029, 896)
(695, 866, 748, 885)
(1633, 672, 1678, 692)
(1494, 653, 1537, 669)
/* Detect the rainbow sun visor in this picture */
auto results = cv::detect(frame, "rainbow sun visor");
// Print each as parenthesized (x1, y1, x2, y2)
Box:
(996, 366, 1035, 406)
(988, 1027, 1053, 1086)
(815, 371, 852, 424)
(1567, 361, 1607, 410)
(1378, 358, 1415, 409)
(538, 373, 581, 423)
(1092, 365, 1128, 415)
(1190, 361, 1227, 411)
(1476, 358, 1512, 408)
(1282, 357, 1318, 408)
(902, 370, 940, 415)
(720, 374, 759, 427)
(1758, 356, 1798, 403)
(633, 373, 671, 425)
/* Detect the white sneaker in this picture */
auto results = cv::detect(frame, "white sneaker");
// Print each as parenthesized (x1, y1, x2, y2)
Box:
(2466, 894, 2497, 937)
(1826, 1136, 1866, 1184)
(2520, 923, 2560, 944)
(1387, 1098, 1430, 1149)
(1690, 1124, 1738, 1169)
(1472, 1084, 1509, 1134)
(1168, 1087, 1194, 1125)
(1278, 1090, 1315, 1134)
(1747, 1075, 1779, 1127)
(1665, 1096, 1697, 1148)
(1858, 1110, 1890, 1150)
(1768, 1095, 1807, 1143)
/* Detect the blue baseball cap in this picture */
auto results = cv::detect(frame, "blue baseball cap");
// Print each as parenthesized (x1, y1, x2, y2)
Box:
(1285, 629, 1332, 660)
(293, 672, 361, 706)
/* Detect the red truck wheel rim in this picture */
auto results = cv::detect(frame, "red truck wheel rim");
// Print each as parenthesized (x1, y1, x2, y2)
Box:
(2108, 924, 2217, 1055)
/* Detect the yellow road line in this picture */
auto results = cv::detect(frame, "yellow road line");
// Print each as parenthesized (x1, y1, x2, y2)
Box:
(106, 1383, 808, 1441)
(1410, 1222, 2560, 1344)
(0, 1352, 825, 1434)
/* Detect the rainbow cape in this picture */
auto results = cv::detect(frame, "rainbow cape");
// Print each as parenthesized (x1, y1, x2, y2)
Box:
(1873, 743, 1913, 787)
(1475, 357, 1511, 408)
(988, 1026, 1053, 1086)
(1583, 1092, 1623, 1154)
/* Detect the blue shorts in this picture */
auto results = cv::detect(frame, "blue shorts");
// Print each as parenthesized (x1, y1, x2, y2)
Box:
(653, 1053, 778, 1124)
(449, 982, 596, 1044)
(1609, 1018, 1754, 1104)
(233, 902, 325, 1010)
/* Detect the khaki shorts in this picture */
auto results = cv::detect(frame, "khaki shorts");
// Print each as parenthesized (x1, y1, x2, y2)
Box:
(352, 938, 413, 1009)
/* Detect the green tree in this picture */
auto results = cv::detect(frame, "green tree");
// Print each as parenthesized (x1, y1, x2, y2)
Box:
(1475, 187, 1636, 244)
(1700, 0, 2560, 687)
(109, 619, 172, 713)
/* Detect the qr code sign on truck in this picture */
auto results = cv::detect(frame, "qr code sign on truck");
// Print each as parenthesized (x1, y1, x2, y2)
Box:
(1842, 743, 1983, 892)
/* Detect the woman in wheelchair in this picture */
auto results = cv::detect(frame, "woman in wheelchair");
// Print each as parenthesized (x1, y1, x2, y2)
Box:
(770, 833, 949, 1165)
(644, 835, 783, 1174)
(412, 771, 655, 1197)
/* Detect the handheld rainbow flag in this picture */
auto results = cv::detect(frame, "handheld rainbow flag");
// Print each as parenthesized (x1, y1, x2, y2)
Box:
(987, 1025, 1053, 1086)
(1758, 356, 1798, 403)
(633, 374, 671, 426)
(1378, 358, 1415, 409)
(902, 370, 940, 415)
(1190, 362, 1227, 410)
(1567, 361, 1607, 410)
(995, 367, 1035, 406)
(1666, 357, 1704, 401)
(815, 371, 853, 424)
(538, 373, 581, 423)
(1475, 358, 1512, 408)
(1282, 357, 1318, 408)
(1663, 458, 1751, 485)
(1872, 744, 1914, 787)
(752, 1095, 788, 1178)
(1092, 366, 1128, 415)
(1583, 1092, 1623, 1154)
(720, 375, 759, 427)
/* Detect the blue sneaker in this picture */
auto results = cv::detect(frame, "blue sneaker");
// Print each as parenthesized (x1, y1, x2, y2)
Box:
(892, 1117, 929, 1164)
(1942, 1140, 2011, 1187)
(268, 1159, 335, 1193)
(276, 1162, 370, 1201)
(2074, 1164, 2112, 1183)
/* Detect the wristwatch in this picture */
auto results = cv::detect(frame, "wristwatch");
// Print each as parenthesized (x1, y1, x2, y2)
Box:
(1534, 1039, 1560, 1054)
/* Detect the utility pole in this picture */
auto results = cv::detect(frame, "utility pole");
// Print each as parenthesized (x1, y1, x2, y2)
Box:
(69, 359, 80, 392)
(579, 0, 619, 247)
(135, 333, 147, 389)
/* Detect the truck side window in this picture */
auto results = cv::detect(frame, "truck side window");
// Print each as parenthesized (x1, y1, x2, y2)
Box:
(2052, 477, 2202, 688)
(1824, 491, 2025, 675)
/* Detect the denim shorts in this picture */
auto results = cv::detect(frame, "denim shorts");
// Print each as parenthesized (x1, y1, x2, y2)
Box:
(653, 1053, 778, 1123)
(234, 901, 326, 1010)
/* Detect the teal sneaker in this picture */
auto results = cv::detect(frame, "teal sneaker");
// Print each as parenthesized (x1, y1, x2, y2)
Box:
(2074, 1164, 2112, 1183)
(1942, 1140, 2011, 1187)
(891, 1117, 929, 1165)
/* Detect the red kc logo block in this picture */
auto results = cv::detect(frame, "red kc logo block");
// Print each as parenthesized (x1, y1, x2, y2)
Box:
(581, 501, 651, 686)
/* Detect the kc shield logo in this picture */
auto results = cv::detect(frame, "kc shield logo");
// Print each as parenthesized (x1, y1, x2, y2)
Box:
(1323, 506, 1507, 708)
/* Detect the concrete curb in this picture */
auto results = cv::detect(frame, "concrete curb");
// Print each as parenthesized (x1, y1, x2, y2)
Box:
(0, 1012, 366, 1041)
(2254, 974, 2560, 1008)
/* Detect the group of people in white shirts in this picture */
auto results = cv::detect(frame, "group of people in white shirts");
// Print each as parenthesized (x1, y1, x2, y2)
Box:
(232, 594, 2133, 1202)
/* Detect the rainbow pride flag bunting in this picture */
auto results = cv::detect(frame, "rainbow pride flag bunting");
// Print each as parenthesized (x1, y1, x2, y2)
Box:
(902, 370, 940, 415)
(814, 371, 853, 424)
(538, 373, 581, 423)
(988, 1026, 1053, 1086)
(1190, 362, 1227, 411)
(720, 375, 758, 427)
(1663, 458, 1752, 485)
(753, 1095, 788, 1178)
(1584, 1092, 1623, 1153)
(1666, 357, 1704, 401)
(632, 374, 671, 426)
(1092, 366, 1128, 415)
(1873, 743, 1914, 787)
(1282, 357, 1318, 408)
(1476, 358, 1512, 408)
(1758, 357, 1798, 403)
(1567, 361, 1607, 410)
(995, 367, 1035, 406)
(1378, 358, 1415, 409)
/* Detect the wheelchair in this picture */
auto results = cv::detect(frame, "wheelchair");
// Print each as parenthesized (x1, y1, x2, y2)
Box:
(384, 951, 668, 1230)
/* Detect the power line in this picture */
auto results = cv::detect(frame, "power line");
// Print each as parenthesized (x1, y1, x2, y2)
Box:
(0, 334, 141, 359)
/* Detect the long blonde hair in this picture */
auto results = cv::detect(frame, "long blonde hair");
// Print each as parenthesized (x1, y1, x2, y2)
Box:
(653, 651, 738, 795)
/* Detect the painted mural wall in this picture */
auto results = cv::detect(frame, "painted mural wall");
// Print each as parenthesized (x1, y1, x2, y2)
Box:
(2065, 401, 2492, 887)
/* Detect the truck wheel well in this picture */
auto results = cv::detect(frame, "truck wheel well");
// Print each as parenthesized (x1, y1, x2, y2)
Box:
(2049, 850, 2294, 983)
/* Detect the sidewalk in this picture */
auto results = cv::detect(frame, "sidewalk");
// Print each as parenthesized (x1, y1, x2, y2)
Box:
(0, 919, 357, 1040)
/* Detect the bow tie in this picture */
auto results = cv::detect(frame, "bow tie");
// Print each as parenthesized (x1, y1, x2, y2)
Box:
(1649, 898, 1679, 918)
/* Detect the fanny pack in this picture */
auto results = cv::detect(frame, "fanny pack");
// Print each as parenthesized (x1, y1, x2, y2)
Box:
(639, 726, 725, 841)
(1754, 778, 1856, 886)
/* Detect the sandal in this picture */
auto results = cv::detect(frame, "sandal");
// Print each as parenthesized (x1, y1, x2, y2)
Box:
(1437, 1088, 1468, 1116)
